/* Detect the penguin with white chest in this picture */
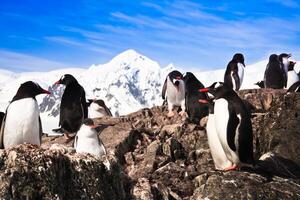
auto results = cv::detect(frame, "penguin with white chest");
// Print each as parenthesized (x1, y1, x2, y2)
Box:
(0, 81, 50, 149)
(200, 82, 254, 171)
(279, 53, 292, 88)
(74, 118, 106, 156)
(162, 70, 186, 117)
(198, 98, 232, 170)
(88, 99, 112, 118)
(286, 61, 299, 89)
(224, 53, 245, 91)
(54, 74, 88, 138)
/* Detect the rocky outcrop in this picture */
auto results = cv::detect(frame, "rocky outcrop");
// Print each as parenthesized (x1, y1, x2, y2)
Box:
(0, 89, 300, 199)
(0, 144, 125, 200)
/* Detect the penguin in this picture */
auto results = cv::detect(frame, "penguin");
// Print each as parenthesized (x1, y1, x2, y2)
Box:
(74, 118, 106, 156)
(183, 72, 208, 123)
(88, 99, 112, 118)
(279, 53, 291, 88)
(198, 98, 232, 170)
(287, 81, 300, 92)
(54, 74, 88, 138)
(162, 70, 186, 117)
(224, 53, 245, 91)
(286, 61, 299, 89)
(199, 82, 254, 171)
(0, 81, 50, 149)
(264, 54, 285, 89)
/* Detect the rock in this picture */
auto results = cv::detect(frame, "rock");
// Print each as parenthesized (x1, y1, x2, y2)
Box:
(0, 144, 125, 200)
(132, 178, 153, 200)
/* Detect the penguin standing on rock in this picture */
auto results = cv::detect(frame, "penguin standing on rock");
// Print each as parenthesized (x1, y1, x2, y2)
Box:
(0, 81, 50, 149)
(162, 70, 186, 117)
(54, 74, 88, 138)
(183, 72, 208, 123)
(198, 98, 232, 170)
(88, 99, 112, 118)
(286, 61, 299, 89)
(199, 82, 254, 171)
(224, 53, 246, 91)
(74, 118, 106, 156)
(264, 54, 285, 89)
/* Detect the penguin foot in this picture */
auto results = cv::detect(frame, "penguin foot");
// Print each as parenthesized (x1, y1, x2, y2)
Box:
(223, 165, 238, 171)
(167, 111, 175, 118)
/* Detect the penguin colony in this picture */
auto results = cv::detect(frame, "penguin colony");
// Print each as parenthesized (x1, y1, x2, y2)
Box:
(0, 52, 299, 171)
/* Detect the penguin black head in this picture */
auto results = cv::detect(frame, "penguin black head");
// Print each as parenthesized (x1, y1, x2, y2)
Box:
(232, 53, 245, 66)
(55, 74, 78, 85)
(12, 81, 50, 102)
(279, 53, 291, 62)
(269, 54, 279, 63)
(288, 61, 296, 71)
(183, 72, 196, 82)
(199, 82, 234, 99)
(168, 70, 183, 87)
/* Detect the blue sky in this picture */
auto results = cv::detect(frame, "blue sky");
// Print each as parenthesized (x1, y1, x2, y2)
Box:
(0, 0, 300, 72)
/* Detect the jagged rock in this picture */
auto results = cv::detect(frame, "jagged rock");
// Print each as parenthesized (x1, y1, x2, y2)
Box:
(132, 178, 153, 200)
(0, 144, 125, 200)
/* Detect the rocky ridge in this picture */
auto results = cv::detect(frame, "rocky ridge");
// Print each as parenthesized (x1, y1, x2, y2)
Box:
(0, 89, 300, 199)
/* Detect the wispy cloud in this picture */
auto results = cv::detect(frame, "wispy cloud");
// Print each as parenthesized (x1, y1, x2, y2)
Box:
(0, 50, 71, 72)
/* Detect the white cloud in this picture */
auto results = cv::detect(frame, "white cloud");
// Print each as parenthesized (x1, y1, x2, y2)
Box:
(267, 0, 299, 8)
(0, 50, 71, 72)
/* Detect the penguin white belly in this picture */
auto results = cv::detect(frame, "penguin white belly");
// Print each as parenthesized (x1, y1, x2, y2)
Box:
(286, 71, 299, 89)
(4, 98, 40, 148)
(214, 99, 240, 165)
(206, 113, 232, 170)
(237, 63, 244, 87)
(76, 136, 106, 156)
(88, 103, 108, 118)
(166, 78, 185, 106)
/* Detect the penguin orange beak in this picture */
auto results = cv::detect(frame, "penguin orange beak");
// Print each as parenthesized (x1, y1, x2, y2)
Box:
(54, 80, 61, 85)
(43, 89, 51, 94)
(199, 88, 209, 93)
(198, 99, 209, 104)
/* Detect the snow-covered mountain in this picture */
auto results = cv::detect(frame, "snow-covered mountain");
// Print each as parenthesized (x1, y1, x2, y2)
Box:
(0, 49, 299, 134)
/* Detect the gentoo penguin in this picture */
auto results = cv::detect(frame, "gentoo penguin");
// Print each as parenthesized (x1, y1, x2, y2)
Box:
(279, 53, 291, 88)
(224, 53, 245, 91)
(183, 72, 208, 123)
(0, 81, 50, 149)
(162, 70, 186, 117)
(88, 99, 112, 118)
(286, 61, 299, 89)
(198, 98, 232, 170)
(264, 54, 285, 89)
(54, 74, 88, 138)
(74, 118, 106, 156)
(199, 82, 254, 170)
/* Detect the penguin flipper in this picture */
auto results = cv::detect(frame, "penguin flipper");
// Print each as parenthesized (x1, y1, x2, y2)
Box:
(81, 88, 88, 119)
(162, 78, 167, 100)
(0, 112, 7, 149)
(105, 106, 113, 117)
(39, 116, 43, 144)
(227, 105, 239, 152)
